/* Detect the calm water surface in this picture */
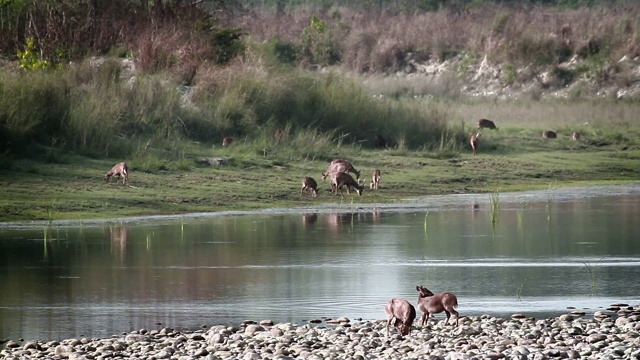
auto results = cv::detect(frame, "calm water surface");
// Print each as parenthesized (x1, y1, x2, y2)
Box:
(1, 185, 639, 342)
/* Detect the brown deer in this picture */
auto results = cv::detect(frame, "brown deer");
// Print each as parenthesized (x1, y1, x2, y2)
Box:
(373, 134, 387, 149)
(104, 162, 129, 185)
(370, 169, 381, 190)
(331, 172, 364, 196)
(322, 160, 361, 181)
(477, 119, 498, 130)
(572, 132, 581, 141)
(385, 298, 416, 336)
(542, 130, 557, 139)
(222, 137, 234, 146)
(300, 176, 319, 198)
(416, 285, 460, 326)
(470, 132, 480, 155)
(274, 128, 284, 141)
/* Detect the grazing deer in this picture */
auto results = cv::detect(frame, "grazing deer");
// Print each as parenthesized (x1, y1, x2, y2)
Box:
(331, 172, 364, 196)
(542, 130, 557, 139)
(300, 176, 319, 198)
(477, 119, 498, 130)
(385, 298, 416, 336)
(469, 132, 481, 155)
(322, 160, 361, 181)
(416, 285, 460, 326)
(222, 137, 234, 146)
(572, 132, 581, 141)
(370, 169, 381, 190)
(104, 162, 129, 185)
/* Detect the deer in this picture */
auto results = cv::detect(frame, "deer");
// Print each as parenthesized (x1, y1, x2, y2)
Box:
(542, 130, 557, 139)
(370, 169, 381, 190)
(416, 285, 460, 327)
(322, 160, 361, 181)
(470, 132, 480, 156)
(300, 176, 319, 198)
(477, 119, 498, 130)
(385, 298, 416, 336)
(373, 134, 387, 149)
(330, 172, 364, 196)
(274, 128, 284, 141)
(222, 137, 234, 146)
(104, 162, 129, 185)
(572, 132, 581, 141)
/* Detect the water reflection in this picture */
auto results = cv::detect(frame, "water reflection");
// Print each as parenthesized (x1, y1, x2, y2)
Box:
(302, 213, 318, 228)
(1, 186, 640, 343)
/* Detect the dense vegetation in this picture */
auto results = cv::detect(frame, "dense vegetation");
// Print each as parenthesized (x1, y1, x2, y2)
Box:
(0, 0, 639, 221)
(1, 0, 639, 166)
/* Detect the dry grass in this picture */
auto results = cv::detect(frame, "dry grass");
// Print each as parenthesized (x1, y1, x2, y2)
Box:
(240, 4, 640, 72)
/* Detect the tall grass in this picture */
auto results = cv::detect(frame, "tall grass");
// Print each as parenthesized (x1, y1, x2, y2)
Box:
(489, 189, 500, 228)
(1, 50, 465, 162)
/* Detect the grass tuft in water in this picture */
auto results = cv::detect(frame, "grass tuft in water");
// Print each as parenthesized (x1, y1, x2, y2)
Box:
(424, 211, 430, 232)
(490, 189, 501, 229)
(516, 277, 529, 301)
(547, 183, 556, 221)
(584, 260, 601, 296)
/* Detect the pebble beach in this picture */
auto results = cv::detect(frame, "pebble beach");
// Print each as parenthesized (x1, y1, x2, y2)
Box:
(2, 305, 640, 360)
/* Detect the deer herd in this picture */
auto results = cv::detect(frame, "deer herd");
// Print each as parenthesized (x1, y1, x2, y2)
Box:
(104, 120, 582, 191)
(385, 285, 460, 337)
(471, 118, 582, 156)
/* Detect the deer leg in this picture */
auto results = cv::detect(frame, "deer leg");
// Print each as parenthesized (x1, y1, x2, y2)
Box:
(450, 308, 460, 325)
(421, 313, 429, 326)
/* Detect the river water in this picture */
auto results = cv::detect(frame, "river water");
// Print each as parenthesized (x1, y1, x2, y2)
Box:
(1, 185, 639, 342)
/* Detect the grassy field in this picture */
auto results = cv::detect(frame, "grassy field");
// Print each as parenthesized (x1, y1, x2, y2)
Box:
(1, 126, 638, 223)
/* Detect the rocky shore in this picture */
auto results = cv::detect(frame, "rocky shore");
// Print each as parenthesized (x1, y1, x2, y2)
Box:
(2, 305, 640, 360)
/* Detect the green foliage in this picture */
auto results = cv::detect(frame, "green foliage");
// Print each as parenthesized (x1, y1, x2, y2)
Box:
(212, 27, 245, 64)
(17, 38, 51, 71)
(268, 38, 299, 65)
(502, 63, 517, 86)
(300, 15, 344, 66)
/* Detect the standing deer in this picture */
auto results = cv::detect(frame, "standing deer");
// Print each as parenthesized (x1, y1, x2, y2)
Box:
(370, 169, 381, 190)
(373, 134, 387, 149)
(385, 298, 416, 336)
(416, 285, 460, 326)
(331, 172, 364, 196)
(470, 132, 480, 156)
(322, 160, 361, 181)
(477, 119, 498, 130)
(300, 176, 319, 198)
(104, 162, 129, 185)
(274, 128, 284, 141)
(572, 132, 581, 141)
(222, 137, 234, 146)
(542, 130, 557, 139)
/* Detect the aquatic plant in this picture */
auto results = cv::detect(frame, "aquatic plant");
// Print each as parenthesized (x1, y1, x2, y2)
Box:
(584, 260, 601, 296)
(515, 277, 529, 301)
(424, 211, 430, 232)
(547, 183, 556, 221)
(490, 189, 500, 228)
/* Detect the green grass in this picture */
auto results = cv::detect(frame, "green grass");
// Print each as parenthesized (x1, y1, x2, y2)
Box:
(1, 137, 638, 222)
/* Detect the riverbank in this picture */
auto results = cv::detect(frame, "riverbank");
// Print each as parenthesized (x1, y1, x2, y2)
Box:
(2, 304, 639, 359)
(1, 143, 639, 222)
